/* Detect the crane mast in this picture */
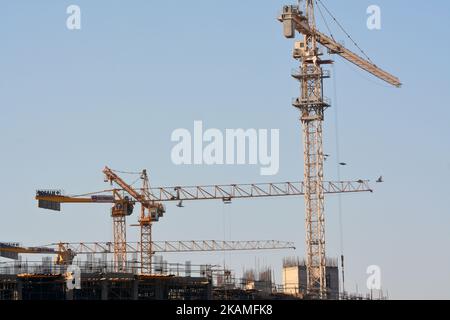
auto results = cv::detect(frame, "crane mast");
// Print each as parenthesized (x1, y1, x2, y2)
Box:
(302, 0, 328, 299)
(102, 167, 138, 272)
(280, 1, 400, 298)
(286, 1, 329, 298)
(103, 167, 165, 274)
(139, 169, 157, 275)
(36, 172, 373, 279)
(110, 191, 133, 272)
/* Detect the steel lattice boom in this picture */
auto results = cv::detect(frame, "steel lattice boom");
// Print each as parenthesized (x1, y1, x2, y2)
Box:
(146, 180, 371, 202)
(36, 177, 372, 276)
(51, 240, 295, 253)
(36, 180, 371, 204)
(0, 240, 295, 265)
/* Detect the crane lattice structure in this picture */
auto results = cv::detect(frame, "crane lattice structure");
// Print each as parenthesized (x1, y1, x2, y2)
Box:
(102, 167, 166, 275)
(35, 171, 372, 275)
(0, 240, 296, 267)
(279, 1, 400, 298)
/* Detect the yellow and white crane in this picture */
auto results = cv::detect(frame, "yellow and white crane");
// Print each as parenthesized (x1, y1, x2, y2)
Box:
(35, 166, 373, 275)
(279, 1, 400, 298)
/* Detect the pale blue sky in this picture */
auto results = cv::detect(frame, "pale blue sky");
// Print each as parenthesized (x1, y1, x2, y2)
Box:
(0, 0, 449, 299)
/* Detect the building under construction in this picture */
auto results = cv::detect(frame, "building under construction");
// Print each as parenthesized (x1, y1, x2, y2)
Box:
(0, 1, 398, 301)
(0, 259, 213, 300)
(0, 255, 348, 300)
(0, 241, 302, 300)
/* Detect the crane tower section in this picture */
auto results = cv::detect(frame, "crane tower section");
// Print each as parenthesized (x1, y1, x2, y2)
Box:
(282, 2, 331, 298)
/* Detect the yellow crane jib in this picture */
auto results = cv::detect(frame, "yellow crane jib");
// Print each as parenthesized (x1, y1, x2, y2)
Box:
(0, 242, 75, 265)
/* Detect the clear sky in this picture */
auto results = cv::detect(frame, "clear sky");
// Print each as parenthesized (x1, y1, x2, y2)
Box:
(0, 0, 449, 299)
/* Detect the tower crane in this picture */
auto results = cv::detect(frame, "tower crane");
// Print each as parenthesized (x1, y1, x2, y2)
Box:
(102, 167, 373, 275)
(35, 189, 134, 272)
(102, 166, 164, 275)
(279, 1, 400, 298)
(35, 167, 373, 275)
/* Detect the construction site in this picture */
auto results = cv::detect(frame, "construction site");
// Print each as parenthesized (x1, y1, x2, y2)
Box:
(0, 1, 400, 301)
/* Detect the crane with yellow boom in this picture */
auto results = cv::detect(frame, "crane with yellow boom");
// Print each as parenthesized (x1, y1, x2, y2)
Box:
(0, 240, 296, 267)
(35, 166, 373, 275)
(36, 188, 135, 271)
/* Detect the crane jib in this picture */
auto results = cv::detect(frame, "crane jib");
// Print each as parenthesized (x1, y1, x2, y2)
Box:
(279, 8, 401, 87)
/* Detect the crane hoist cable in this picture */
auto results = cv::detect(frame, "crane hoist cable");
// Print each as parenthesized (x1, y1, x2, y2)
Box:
(128, 176, 142, 188)
(315, 0, 335, 41)
(313, 1, 348, 291)
(69, 189, 116, 198)
(312, 1, 347, 286)
(332, 63, 346, 294)
(340, 58, 396, 89)
(110, 168, 142, 175)
(316, 0, 373, 64)
(314, 1, 395, 89)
